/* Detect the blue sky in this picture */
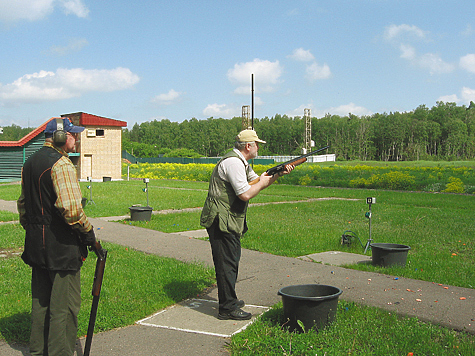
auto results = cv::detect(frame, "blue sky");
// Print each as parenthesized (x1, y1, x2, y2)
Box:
(1, 0, 474, 129)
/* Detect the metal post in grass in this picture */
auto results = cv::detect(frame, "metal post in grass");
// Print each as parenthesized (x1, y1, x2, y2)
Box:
(87, 176, 96, 205)
(143, 178, 150, 207)
(364, 197, 375, 253)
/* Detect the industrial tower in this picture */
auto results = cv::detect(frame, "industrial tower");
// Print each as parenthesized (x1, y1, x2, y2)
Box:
(304, 108, 312, 153)
(242, 105, 251, 130)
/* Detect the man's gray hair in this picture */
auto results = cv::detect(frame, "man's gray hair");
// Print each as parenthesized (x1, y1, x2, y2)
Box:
(234, 141, 255, 150)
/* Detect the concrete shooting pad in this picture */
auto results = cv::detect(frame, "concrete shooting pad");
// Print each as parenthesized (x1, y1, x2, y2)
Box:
(300, 251, 372, 266)
(136, 299, 269, 338)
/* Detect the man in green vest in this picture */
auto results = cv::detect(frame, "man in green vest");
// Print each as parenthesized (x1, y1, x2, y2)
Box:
(200, 129, 294, 320)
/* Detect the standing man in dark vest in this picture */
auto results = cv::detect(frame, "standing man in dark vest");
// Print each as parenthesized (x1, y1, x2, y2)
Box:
(200, 129, 294, 320)
(17, 117, 97, 356)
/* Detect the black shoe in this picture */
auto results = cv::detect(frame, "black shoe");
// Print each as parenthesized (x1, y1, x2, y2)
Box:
(236, 300, 245, 308)
(218, 308, 252, 320)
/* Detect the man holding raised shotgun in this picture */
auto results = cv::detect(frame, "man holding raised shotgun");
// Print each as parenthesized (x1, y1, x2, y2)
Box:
(200, 129, 294, 320)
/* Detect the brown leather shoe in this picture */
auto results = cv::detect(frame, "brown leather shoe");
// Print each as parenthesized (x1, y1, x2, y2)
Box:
(218, 308, 252, 320)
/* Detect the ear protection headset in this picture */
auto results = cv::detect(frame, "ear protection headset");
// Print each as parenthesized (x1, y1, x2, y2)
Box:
(53, 118, 67, 146)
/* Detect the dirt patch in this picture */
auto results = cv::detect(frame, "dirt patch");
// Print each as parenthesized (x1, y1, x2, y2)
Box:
(0, 248, 23, 259)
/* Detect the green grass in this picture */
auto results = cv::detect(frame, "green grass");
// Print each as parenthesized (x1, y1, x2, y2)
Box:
(0, 223, 215, 344)
(2, 175, 475, 353)
(229, 301, 475, 355)
(119, 185, 475, 290)
(0, 211, 18, 222)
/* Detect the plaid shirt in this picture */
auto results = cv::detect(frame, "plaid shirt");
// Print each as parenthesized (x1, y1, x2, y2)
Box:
(17, 141, 92, 233)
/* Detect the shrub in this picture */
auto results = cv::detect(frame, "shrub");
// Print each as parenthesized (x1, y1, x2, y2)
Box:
(443, 177, 465, 193)
(299, 175, 312, 186)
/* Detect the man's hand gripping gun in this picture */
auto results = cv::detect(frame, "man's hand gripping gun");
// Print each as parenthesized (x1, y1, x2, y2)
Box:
(250, 145, 330, 184)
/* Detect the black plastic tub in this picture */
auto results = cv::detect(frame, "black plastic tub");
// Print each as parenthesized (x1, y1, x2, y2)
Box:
(278, 284, 343, 332)
(371, 243, 411, 267)
(129, 206, 153, 221)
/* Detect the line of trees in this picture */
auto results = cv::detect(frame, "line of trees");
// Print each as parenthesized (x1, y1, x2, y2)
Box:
(123, 101, 475, 161)
(0, 124, 39, 141)
(2, 101, 474, 161)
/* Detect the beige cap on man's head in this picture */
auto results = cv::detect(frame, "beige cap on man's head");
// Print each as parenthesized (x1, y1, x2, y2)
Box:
(236, 129, 266, 143)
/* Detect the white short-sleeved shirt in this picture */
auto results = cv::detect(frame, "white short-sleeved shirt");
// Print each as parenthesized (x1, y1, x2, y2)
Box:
(218, 149, 259, 196)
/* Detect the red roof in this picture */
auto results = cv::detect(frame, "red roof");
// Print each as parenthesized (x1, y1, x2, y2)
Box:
(0, 118, 53, 147)
(0, 113, 127, 148)
(63, 112, 127, 127)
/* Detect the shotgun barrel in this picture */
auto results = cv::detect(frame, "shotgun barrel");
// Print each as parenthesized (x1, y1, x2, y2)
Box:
(83, 241, 107, 356)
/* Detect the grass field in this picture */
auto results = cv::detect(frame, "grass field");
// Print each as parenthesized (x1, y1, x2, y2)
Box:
(1, 163, 474, 353)
(0, 223, 215, 344)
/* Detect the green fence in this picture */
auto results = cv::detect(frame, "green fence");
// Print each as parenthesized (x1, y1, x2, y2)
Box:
(122, 151, 274, 165)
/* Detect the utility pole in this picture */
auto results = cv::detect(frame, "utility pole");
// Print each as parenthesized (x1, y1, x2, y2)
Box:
(251, 73, 254, 129)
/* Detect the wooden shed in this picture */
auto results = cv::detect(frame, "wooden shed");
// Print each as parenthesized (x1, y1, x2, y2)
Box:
(0, 122, 48, 182)
(0, 112, 127, 182)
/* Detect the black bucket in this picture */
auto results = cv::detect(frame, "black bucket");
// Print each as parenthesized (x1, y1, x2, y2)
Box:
(278, 284, 342, 333)
(371, 243, 411, 267)
(81, 197, 87, 208)
(129, 206, 153, 221)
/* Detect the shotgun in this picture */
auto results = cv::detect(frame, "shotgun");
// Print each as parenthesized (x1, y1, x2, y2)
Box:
(250, 145, 330, 184)
(83, 240, 107, 356)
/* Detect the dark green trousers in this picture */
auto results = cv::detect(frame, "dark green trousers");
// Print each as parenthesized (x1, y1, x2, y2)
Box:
(30, 267, 81, 356)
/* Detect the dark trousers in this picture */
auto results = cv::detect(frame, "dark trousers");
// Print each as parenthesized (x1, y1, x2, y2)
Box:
(207, 219, 241, 313)
(30, 267, 81, 356)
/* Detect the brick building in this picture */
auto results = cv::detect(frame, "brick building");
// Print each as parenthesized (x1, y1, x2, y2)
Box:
(0, 112, 127, 182)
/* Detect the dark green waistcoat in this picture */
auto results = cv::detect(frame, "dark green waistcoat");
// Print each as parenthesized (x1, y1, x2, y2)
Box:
(200, 151, 252, 237)
(21, 146, 85, 271)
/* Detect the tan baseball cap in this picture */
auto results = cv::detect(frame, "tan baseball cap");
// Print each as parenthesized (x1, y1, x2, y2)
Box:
(236, 129, 266, 143)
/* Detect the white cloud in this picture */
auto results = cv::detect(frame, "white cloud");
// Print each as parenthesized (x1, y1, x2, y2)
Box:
(151, 89, 183, 105)
(461, 24, 473, 37)
(0, 67, 140, 105)
(438, 87, 475, 105)
(399, 44, 416, 60)
(460, 54, 475, 73)
(48, 38, 88, 56)
(227, 59, 283, 94)
(384, 24, 454, 74)
(437, 94, 460, 104)
(461, 87, 475, 103)
(0, 0, 88, 22)
(326, 103, 373, 117)
(287, 103, 372, 118)
(202, 103, 238, 118)
(60, 0, 89, 18)
(384, 24, 427, 41)
(306, 62, 331, 81)
(288, 48, 315, 62)
(286, 104, 315, 117)
(418, 53, 455, 74)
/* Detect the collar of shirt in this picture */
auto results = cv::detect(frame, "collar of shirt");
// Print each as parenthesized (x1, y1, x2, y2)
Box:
(44, 141, 69, 157)
(233, 148, 249, 167)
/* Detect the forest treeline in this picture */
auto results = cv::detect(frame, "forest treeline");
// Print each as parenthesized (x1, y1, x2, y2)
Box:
(123, 101, 475, 161)
(2, 101, 475, 161)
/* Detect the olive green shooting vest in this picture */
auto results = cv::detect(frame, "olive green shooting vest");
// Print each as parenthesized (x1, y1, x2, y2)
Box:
(200, 151, 252, 237)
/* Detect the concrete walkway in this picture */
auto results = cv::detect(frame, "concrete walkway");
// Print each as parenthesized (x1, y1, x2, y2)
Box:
(0, 199, 474, 355)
